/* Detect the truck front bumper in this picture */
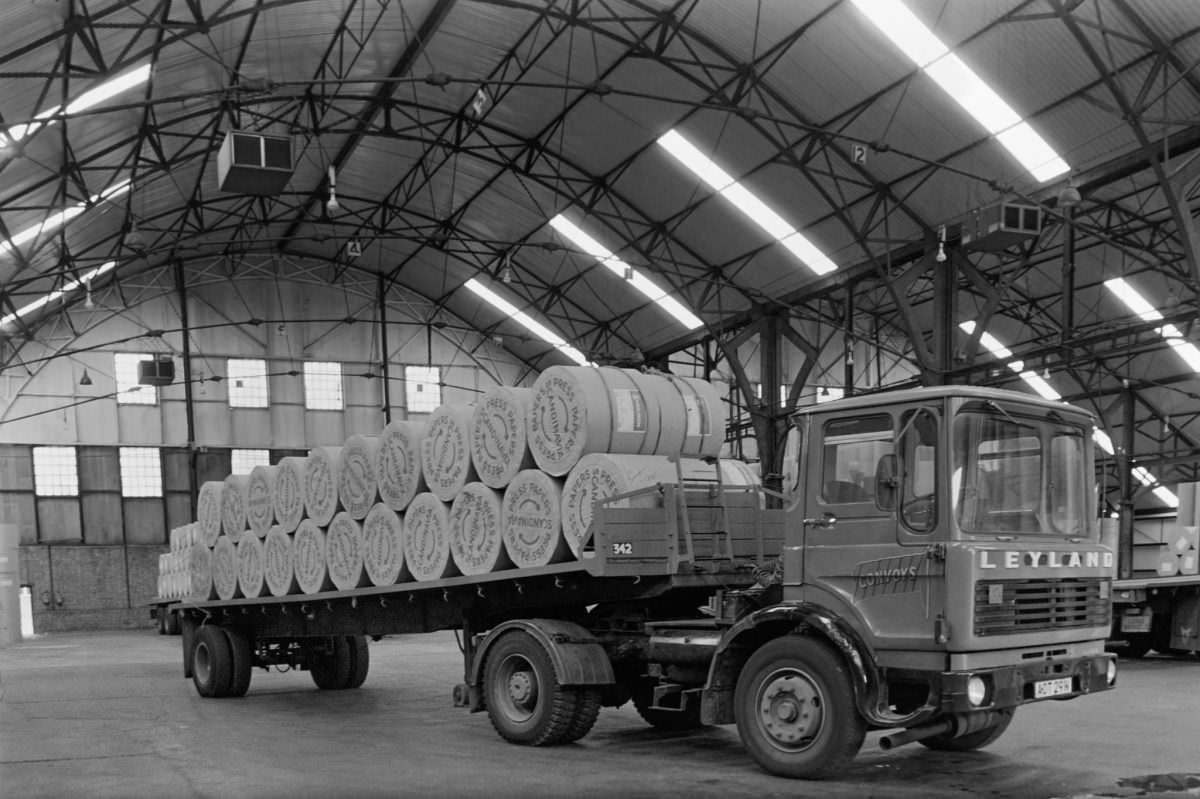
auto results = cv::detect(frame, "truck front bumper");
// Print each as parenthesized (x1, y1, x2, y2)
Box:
(938, 653, 1116, 714)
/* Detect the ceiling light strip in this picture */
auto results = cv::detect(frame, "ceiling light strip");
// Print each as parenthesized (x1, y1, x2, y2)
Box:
(548, 214, 703, 330)
(657, 130, 837, 276)
(2, 64, 152, 148)
(464, 278, 591, 366)
(850, 0, 1068, 182)
(1, 260, 116, 328)
(1104, 277, 1200, 373)
(0, 178, 131, 257)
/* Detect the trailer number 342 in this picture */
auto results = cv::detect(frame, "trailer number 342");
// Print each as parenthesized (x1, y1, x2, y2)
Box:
(612, 542, 633, 556)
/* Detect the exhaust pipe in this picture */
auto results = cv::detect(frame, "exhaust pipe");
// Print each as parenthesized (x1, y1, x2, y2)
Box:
(878, 718, 955, 750)
(879, 711, 1005, 751)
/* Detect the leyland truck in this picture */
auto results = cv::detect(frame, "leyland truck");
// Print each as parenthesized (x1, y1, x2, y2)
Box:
(167, 385, 1116, 779)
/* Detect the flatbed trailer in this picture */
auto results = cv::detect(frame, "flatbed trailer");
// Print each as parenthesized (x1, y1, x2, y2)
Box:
(162, 386, 1120, 780)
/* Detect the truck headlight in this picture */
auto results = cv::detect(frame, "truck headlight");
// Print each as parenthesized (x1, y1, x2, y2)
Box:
(967, 675, 989, 707)
(1106, 659, 1117, 686)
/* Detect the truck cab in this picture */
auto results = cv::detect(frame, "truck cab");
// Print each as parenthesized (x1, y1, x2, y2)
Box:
(705, 386, 1116, 777)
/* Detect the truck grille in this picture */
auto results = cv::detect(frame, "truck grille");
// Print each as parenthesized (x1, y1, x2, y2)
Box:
(973, 579, 1109, 637)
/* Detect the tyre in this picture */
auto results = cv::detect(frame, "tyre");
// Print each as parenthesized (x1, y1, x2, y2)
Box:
(163, 609, 181, 636)
(191, 625, 234, 698)
(632, 681, 706, 731)
(482, 631, 580, 746)
(734, 636, 866, 780)
(345, 636, 370, 689)
(310, 637, 353, 690)
(224, 627, 254, 698)
(562, 689, 602, 743)
(919, 709, 1014, 752)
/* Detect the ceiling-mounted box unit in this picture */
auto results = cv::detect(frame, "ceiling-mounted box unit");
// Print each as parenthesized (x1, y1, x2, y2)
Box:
(217, 131, 293, 195)
(138, 356, 175, 387)
(960, 201, 1043, 252)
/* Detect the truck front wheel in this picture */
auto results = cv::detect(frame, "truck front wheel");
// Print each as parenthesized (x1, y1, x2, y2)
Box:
(191, 625, 233, 698)
(919, 709, 1014, 751)
(483, 631, 588, 746)
(734, 636, 866, 779)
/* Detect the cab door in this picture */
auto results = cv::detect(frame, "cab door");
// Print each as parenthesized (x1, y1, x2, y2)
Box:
(800, 405, 945, 653)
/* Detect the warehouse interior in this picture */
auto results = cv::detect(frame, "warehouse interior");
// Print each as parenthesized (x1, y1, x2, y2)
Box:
(0, 0, 1198, 635)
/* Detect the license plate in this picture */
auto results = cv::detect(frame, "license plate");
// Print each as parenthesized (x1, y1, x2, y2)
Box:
(1121, 614, 1152, 633)
(1034, 677, 1073, 699)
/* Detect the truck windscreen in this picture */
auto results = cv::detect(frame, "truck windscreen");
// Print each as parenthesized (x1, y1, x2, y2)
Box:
(952, 409, 1089, 537)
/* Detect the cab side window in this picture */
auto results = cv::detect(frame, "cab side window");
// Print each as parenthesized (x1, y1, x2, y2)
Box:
(820, 414, 892, 508)
(899, 408, 938, 533)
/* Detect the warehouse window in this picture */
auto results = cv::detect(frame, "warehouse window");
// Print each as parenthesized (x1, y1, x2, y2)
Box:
(114, 352, 157, 405)
(119, 447, 162, 497)
(33, 446, 79, 496)
(304, 362, 343, 410)
(405, 366, 441, 413)
(227, 358, 268, 407)
(231, 449, 270, 474)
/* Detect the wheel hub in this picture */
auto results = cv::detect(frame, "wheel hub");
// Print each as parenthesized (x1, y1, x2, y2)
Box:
(759, 672, 822, 748)
(508, 670, 536, 707)
(194, 642, 211, 683)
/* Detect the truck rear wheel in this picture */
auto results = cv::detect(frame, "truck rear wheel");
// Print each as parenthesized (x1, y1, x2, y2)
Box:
(734, 636, 866, 779)
(483, 630, 582, 746)
(191, 625, 233, 698)
(224, 627, 253, 698)
(310, 637, 353, 690)
(919, 709, 1014, 752)
(345, 636, 370, 689)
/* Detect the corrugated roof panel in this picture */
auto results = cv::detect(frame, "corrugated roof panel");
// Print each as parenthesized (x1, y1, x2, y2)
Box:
(675, 0, 838, 66)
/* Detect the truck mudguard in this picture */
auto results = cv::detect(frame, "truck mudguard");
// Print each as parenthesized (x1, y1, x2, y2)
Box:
(467, 618, 615, 708)
(701, 601, 908, 727)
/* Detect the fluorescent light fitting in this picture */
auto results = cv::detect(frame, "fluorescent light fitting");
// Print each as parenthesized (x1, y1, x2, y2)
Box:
(851, 0, 1068, 182)
(1105, 278, 1200, 373)
(719, 184, 794, 240)
(656, 129, 735, 191)
(1018, 370, 1061, 401)
(1092, 429, 1114, 455)
(549, 214, 703, 330)
(1104, 277, 1160, 321)
(1153, 486, 1179, 507)
(0, 177, 132, 257)
(0, 260, 116, 328)
(851, 0, 948, 66)
(464, 278, 590, 366)
(658, 129, 838, 276)
(3, 64, 151, 148)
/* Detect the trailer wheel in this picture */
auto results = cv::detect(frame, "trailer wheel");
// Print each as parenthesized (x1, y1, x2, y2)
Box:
(310, 637, 353, 690)
(632, 681, 705, 731)
(345, 636, 370, 689)
(734, 636, 866, 779)
(164, 609, 181, 636)
(191, 625, 234, 698)
(224, 627, 253, 698)
(919, 709, 1014, 751)
(483, 631, 580, 746)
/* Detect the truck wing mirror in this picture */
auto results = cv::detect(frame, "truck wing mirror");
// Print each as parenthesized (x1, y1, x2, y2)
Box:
(875, 454, 898, 510)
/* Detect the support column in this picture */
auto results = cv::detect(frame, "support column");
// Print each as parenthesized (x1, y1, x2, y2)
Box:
(176, 260, 198, 518)
(1118, 381, 1135, 580)
(843, 288, 855, 396)
(759, 314, 781, 477)
(378, 274, 392, 424)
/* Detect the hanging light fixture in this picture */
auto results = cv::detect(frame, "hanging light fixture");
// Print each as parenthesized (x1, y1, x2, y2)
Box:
(79, 369, 93, 386)
(326, 165, 339, 212)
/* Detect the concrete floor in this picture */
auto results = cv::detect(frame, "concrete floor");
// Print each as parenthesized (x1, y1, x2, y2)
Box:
(0, 631, 1197, 799)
